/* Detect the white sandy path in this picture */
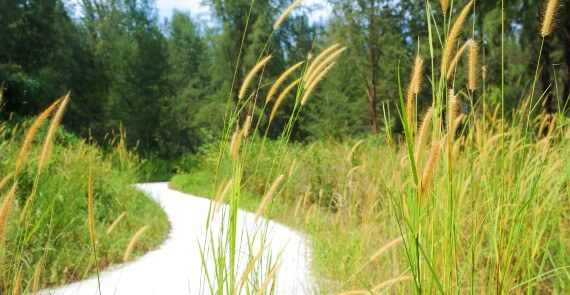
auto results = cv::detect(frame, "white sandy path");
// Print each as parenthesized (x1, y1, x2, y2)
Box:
(40, 182, 313, 295)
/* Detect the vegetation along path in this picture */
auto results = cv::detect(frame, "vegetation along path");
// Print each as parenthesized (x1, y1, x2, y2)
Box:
(40, 182, 313, 294)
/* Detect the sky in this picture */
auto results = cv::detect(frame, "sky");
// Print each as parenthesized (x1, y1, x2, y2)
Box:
(67, 0, 331, 28)
(154, 0, 331, 25)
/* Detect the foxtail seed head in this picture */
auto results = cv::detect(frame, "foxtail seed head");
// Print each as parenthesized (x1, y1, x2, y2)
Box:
(238, 55, 272, 100)
(0, 184, 17, 245)
(255, 174, 285, 221)
(421, 141, 441, 197)
(12, 270, 22, 295)
(0, 172, 13, 191)
(123, 225, 149, 261)
(467, 38, 478, 90)
(540, 0, 559, 37)
(242, 115, 252, 137)
(440, 0, 450, 16)
(415, 107, 434, 173)
(301, 61, 337, 105)
(304, 47, 346, 88)
(38, 94, 70, 173)
(305, 44, 340, 81)
(448, 90, 460, 136)
(369, 237, 403, 262)
(270, 78, 301, 122)
(441, 0, 474, 76)
(406, 56, 424, 130)
(15, 99, 61, 177)
(266, 61, 304, 103)
(106, 212, 126, 234)
(372, 276, 414, 292)
(229, 130, 243, 159)
(214, 179, 234, 213)
(256, 261, 283, 295)
(446, 42, 468, 80)
(273, 0, 304, 30)
(32, 257, 45, 293)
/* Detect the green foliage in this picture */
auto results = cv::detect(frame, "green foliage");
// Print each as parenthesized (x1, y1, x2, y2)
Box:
(1, 0, 569, 160)
(0, 117, 169, 292)
(172, 119, 570, 293)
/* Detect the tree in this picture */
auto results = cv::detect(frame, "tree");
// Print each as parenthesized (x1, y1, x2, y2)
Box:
(158, 11, 211, 156)
(81, 0, 168, 149)
(326, 0, 407, 134)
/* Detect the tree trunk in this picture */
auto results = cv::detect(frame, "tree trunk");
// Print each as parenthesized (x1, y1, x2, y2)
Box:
(367, 0, 379, 134)
(367, 88, 379, 134)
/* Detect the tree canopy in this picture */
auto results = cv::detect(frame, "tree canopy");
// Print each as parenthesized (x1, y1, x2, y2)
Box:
(1, 0, 568, 157)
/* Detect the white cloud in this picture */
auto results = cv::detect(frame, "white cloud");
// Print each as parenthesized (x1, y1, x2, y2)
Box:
(156, 0, 210, 20)
(155, 0, 330, 24)
(67, 0, 330, 26)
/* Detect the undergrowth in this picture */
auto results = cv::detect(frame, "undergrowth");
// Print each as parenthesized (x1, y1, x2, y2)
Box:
(0, 94, 169, 293)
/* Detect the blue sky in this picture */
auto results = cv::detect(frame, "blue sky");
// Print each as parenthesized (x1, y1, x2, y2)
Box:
(67, 0, 330, 27)
(155, 0, 330, 24)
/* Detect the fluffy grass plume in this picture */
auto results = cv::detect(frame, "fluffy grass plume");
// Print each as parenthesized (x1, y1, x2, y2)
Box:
(540, 0, 559, 37)
(214, 178, 234, 213)
(236, 245, 267, 292)
(31, 256, 44, 293)
(440, 0, 449, 16)
(304, 44, 340, 81)
(14, 98, 61, 176)
(371, 276, 414, 292)
(106, 212, 126, 234)
(446, 42, 468, 79)
(448, 90, 460, 140)
(301, 61, 337, 105)
(229, 130, 243, 159)
(415, 107, 434, 173)
(441, 0, 474, 76)
(421, 141, 441, 196)
(0, 172, 13, 191)
(406, 56, 424, 130)
(273, 0, 304, 30)
(17, 95, 69, 224)
(0, 184, 17, 245)
(467, 38, 478, 90)
(346, 140, 364, 163)
(255, 174, 285, 221)
(255, 261, 282, 295)
(38, 93, 70, 173)
(369, 237, 403, 262)
(238, 55, 272, 100)
(242, 115, 253, 137)
(123, 225, 149, 262)
(304, 47, 346, 88)
(12, 270, 22, 295)
(270, 78, 301, 122)
(266, 61, 304, 103)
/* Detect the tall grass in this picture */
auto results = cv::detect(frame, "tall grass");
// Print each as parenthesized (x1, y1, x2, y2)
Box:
(0, 93, 169, 293)
(173, 0, 569, 294)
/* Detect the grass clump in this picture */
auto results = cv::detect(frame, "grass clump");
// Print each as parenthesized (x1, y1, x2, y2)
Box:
(173, 113, 569, 293)
(0, 95, 169, 293)
(172, 0, 569, 293)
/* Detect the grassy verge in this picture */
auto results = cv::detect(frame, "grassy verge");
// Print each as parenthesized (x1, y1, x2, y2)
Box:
(0, 101, 169, 293)
(171, 115, 569, 293)
(172, 1, 569, 294)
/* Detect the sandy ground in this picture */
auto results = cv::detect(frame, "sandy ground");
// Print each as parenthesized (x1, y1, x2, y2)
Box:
(40, 182, 313, 295)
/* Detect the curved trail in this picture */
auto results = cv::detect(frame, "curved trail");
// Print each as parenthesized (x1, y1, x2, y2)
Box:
(41, 182, 313, 295)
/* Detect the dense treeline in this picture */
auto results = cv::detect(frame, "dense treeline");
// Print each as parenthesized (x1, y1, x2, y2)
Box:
(1, 0, 568, 157)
